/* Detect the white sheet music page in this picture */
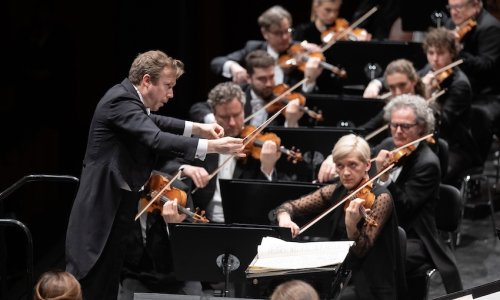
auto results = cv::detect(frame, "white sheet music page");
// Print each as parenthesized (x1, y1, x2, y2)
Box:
(247, 236, 353, 272)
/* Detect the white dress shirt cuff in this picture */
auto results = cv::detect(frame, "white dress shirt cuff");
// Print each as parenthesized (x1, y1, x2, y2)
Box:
(222, 61, 236, 78)
(183, 121, 193, 137)
(377, 177, 392, 187)
(302, 81, 316, 93)
(204, 113, 216, 124)
(195, 139, 208, 161)
(260, 167, 275, 181)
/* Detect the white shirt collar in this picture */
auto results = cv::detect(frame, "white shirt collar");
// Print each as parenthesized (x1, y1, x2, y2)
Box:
(133, 85, 151, 115)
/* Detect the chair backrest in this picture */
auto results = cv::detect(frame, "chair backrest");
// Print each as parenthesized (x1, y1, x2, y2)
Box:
(436, 184, 463, 232)
(398, 226, 407, 264)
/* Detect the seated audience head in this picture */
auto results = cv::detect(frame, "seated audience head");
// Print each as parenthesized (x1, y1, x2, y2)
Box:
(311, 0, 343, 26)
(128, 50, 185, 112)
(332, 134, 371, 190)
(447, 0, 482, 26)
(258, 5, 293, 53)
(245, 50, 276, 100)
(33, 270, 82, 300)
(384, 59, 424, 97)
(383, 94, 435, 148)
(207, 82, 246, 137)
(270, 279, 320, 300)
(423, 27, 459, 70)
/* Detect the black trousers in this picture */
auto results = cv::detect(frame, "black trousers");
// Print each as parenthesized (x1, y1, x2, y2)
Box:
(80, 190, 139, 300)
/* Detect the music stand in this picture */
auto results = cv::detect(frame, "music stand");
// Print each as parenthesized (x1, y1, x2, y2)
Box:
(324, 40, 426, 87)
(266, 126, 359, 181)
(219, 179, 333, 239)
(220, 179, 321, 224)
(168, 223, 291, 297)
(301, 94, 386, 128)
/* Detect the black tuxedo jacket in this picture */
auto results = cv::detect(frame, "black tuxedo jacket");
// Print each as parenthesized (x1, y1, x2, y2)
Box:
(66, 78, 199, 279)
(374, 138, 463, 293)
(446, 9, 500, 95)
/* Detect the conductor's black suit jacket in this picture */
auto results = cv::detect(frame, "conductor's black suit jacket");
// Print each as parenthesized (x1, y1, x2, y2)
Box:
(66, 78, 200, 279)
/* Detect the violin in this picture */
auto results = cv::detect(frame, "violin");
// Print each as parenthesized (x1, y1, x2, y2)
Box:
(266, 84, 323, 122)
(139, 173, 209, 223)
(388, 144, 417, 165)
(320, 18, 370, 44)
(455, 19, 477, 41)
(278, 43, 347, 78)
(344, 181, 378, 227)
(435, 68, 453, 84)
(426, 59, 463, 92)
(240, 125, 303, 164)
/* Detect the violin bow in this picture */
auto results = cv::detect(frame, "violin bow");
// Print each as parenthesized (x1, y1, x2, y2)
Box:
(365, 124, 388, 141)
(392, 133, 435, 153)
(243, 78, 307, 124)
(378, 91, 392, 100)
(191, 103, 290, 194)
(427, 88, 447, 103)
(299, 162, 395, 235)
(134, 168, 184, 221)
(320, 6, 378, 53)
(432, 59, 463, 77)
(369, 133, 435, 163)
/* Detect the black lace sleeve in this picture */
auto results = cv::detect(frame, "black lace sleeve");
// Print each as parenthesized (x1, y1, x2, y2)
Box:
(275, 184, 338, 219)
(350, 192, 393, 257)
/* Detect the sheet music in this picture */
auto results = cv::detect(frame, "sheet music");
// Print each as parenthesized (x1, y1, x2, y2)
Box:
(247, 237, 353, 272)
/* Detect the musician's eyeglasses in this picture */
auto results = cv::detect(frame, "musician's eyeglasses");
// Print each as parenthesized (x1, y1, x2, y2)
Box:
(268, 28, 293, 36)
(389, 122, 418, 131)
(446, 1, 472, 11)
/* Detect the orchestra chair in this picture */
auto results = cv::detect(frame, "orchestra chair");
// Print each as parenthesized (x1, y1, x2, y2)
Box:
(407, 183, 463, 300)
(456, 105, 496, 245)
(458, 173, 496, 245)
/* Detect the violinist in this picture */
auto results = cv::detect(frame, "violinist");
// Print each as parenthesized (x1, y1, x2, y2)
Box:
(192, 50, 304, 128)
(163, 82, 290, 223)
(361, 59, 425, 133)
(445, 0, 500, 156)
(445, 0, 500, 96)
(210, 5, 324, 94)
(293, 0, 371, 45)
(373, 95, 463, 298)
(420, 27, 482, 186)
(119, 172, 203, 299)
(275, 134, 406, 300)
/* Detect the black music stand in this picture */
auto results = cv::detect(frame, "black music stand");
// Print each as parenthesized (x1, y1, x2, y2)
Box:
(301, 94, 386, 128)
(323, 40, 426, 88)
(168, 223, 291, 297)
(219, 179, 333, 239)
(266, 126, 359, 182)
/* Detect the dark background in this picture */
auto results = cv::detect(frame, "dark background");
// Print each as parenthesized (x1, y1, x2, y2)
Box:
(1, 0, 448, 298)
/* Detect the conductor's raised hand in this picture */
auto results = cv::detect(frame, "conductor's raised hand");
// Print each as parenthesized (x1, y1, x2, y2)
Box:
(207, 136, 245, 157)
(193, 122, 225, 139)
